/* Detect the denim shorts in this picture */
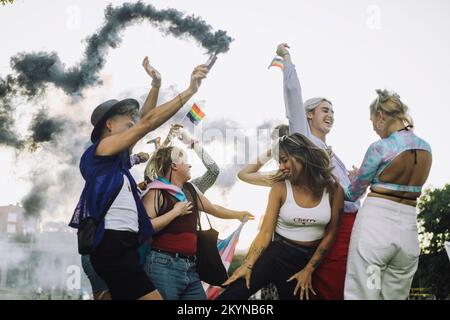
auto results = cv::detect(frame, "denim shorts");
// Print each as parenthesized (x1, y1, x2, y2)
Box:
(81, 254, 108, 294)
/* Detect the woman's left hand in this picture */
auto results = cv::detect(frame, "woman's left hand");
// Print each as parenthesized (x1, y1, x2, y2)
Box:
(136, 152, 150, 164)
(287, 267, 316, 300)
(238, 211, 255, 222)
(142, 56, 161, 86)
(177, 128, 193, 146)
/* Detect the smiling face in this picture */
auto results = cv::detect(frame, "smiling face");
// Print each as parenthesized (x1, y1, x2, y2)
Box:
(277, 151, 303, 181)
(307, 101, 334, 136)
(171, 148, 192, 182)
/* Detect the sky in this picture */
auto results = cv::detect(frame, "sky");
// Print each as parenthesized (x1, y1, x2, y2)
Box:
(1, 0, 449, 250)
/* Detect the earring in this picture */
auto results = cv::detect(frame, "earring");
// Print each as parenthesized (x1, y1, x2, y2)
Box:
(376, 121, 385, 131)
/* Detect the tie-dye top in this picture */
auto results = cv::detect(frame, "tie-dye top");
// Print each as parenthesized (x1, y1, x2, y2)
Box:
(344, 129, 432, 201)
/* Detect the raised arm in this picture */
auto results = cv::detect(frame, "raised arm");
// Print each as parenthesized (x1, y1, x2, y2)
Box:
(277, 43, 311, 137)
(287, 185, 344, 300)
(222, 182, 283, 288)
(139, 56, 162, 118)
(96, 64, 209, 156)
(177, 128, 220, 193)
(237, 149, 273, 187)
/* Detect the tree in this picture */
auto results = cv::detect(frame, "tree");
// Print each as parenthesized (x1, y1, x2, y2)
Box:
(0, 0, 14, 5)
(415, 184, 450, 299)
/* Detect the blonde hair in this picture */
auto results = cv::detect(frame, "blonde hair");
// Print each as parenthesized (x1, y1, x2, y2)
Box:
(144, 146, 186, 181)
(304, 97, 332, 113)
(370, 89, 412, 127)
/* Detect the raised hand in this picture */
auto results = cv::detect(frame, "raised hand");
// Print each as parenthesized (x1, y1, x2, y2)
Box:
(142, 56, 161, 87)
(276, 43, 290, 57)
(136, 152, 150, 164)
(177, 128, 193, 146)
(188, 64, 209, 94)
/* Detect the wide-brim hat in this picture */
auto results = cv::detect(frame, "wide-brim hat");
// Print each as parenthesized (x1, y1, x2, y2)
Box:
(90, 98, 139, 143)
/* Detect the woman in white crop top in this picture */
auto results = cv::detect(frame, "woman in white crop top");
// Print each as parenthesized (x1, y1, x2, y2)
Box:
(218, 133, 344, 300)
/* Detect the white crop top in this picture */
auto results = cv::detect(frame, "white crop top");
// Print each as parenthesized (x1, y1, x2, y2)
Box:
(275, 180, 331, 242)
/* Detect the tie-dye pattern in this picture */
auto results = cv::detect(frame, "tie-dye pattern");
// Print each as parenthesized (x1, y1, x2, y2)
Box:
(345, 130, 432, 201)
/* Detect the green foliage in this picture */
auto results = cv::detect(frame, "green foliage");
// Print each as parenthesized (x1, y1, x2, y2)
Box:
(0, 0, 15, 5)
(418, 184, 450, 252)
(416, 184, 450, 299)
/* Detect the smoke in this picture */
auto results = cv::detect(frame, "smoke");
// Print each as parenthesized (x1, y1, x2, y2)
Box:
(22, 179, 50, 218)
(1, 0, 233, 209)
(19, 117, 89, 218)
(0, 2, 235, 297)
(0, 1, 233, 150)
(28, 110, 66, 149)
(3, 1, 232, 99)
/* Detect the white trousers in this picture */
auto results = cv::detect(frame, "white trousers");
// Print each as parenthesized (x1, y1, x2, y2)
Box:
(344, 197, 420, 300)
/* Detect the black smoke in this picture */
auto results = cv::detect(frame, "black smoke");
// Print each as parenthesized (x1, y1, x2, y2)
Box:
(0, 1, 233, 149)
(28, 110, 65, 148)
(6, 1, 233, 98)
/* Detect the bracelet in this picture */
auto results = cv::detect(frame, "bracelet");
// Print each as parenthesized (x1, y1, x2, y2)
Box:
(178, 94, 184, 106)
(151, 80, 161, 89)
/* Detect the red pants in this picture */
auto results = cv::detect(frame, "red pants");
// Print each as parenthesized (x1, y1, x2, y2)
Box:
(312, 212, 356, 300)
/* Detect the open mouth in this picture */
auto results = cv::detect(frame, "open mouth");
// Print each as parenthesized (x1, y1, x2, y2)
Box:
(324, 119, 333, 126)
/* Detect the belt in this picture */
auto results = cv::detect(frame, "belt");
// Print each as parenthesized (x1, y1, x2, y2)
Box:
(151, 248, 196, 262)
(273, 233, 316, 255)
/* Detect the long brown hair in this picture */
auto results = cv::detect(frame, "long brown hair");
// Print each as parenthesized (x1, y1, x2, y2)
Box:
(270, 133, 338, 197)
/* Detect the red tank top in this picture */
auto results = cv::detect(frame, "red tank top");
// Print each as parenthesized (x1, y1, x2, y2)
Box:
(151, 184, 198, 256)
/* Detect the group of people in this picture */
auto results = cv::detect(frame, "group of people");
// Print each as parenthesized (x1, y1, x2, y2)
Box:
(70, 43, 432, 300)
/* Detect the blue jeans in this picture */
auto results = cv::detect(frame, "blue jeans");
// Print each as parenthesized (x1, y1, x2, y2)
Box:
(144, 250, 206, 300)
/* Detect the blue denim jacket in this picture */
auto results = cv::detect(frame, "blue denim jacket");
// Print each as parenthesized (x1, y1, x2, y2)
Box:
(69, 141, 153, 249)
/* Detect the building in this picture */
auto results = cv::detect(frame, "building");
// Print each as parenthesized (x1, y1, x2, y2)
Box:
(0, 205, 24, 236)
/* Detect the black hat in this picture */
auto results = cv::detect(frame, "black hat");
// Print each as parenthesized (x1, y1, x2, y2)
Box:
(90, 98, 139, 143)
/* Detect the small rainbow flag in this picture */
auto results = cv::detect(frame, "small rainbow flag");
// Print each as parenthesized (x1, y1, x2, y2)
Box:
(186, 103, 206, 126)
(146, 136, 161, 149)
(268, 56, 284, 70)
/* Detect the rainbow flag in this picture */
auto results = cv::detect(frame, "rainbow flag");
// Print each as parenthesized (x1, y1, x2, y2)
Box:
(146, 136, 161, 149)
(268, 56, 284, 70)
(186, 103, 205, 125)
(204, 221, 246, 300)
